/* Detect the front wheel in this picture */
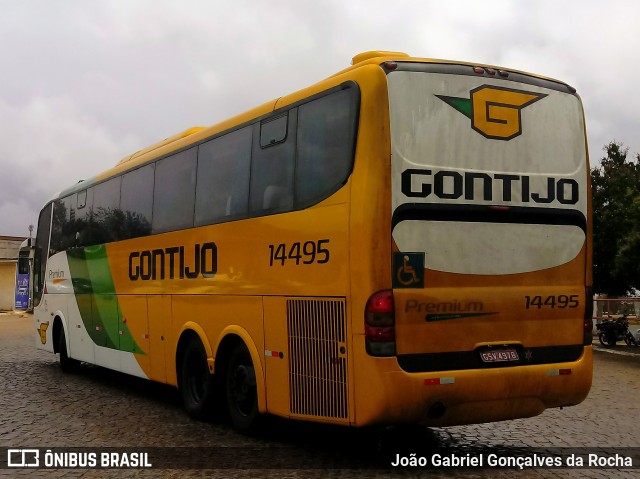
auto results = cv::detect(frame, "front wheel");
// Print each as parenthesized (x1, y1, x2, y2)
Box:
(226, 342, 261, 434)
(58, 326, 80, 373)
(599, 331, 617, 347)
(181, 337, 216, 420)
(624, 332, 639, 347)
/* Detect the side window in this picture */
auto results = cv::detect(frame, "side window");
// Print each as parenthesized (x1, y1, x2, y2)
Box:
(93, 177, 122, 243)
(77, 187, 96, 247)
(77, 189, 87, 209)
(195, 127, 251, 226)
(50, 198, 67, 255)
(121, 164, 154, 239)
(296, 87, 358, 207)
(250, 111, 296, 215)
(33, 204, 52, 306)
(153, 148, 197, 233)
(50, 194, 80, 254)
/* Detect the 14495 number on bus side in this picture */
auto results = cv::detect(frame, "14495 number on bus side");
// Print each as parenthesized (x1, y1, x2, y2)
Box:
(268, 240, 330, 266)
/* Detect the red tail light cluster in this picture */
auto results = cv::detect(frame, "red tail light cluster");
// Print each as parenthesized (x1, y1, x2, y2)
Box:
(365, 290, 396, 356)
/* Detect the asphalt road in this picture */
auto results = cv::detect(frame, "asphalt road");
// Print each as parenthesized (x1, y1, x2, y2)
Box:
(1, 311, 639, 478)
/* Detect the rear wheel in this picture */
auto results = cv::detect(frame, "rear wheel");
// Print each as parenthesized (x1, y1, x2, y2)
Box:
(598, 331, 616, 347)
(226, 342, 260, 433)
(181, 337, 215, 420)
(58, 327, 80, 373)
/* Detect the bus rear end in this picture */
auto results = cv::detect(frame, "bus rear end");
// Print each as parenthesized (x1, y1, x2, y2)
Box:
(364, 61, 592, 426)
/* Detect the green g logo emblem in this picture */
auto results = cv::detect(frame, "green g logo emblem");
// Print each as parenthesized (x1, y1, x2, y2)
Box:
(437, 85, 546, 140)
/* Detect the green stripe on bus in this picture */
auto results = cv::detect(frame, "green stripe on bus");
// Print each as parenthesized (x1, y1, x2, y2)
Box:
(68, 245, 142, 353)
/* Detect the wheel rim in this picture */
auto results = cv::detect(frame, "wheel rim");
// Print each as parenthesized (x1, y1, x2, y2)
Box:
(230, 361, 256, 417)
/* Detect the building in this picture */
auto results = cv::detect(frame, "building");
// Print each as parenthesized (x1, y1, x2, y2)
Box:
(0, 236, 27, 311)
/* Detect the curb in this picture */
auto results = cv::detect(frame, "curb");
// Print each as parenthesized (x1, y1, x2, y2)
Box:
(592, 344, 640, 358)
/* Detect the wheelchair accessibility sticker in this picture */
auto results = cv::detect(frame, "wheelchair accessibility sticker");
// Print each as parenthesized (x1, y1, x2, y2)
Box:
(393, 252, 425, 288)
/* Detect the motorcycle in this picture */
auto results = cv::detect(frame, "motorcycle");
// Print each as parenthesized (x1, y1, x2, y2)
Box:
(596, 315, 638, 347)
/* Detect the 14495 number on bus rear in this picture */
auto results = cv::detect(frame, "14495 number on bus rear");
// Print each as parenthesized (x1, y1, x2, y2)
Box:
(525, 295, 579, 309)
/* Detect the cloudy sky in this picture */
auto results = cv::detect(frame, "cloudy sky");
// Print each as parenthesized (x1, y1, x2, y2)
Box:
(0, 0, 637, 237)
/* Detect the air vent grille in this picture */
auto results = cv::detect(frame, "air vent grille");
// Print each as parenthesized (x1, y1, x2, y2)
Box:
(287, 298, 348, 419)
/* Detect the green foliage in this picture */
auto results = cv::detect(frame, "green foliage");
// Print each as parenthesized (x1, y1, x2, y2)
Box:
(591, 141, 640, 295)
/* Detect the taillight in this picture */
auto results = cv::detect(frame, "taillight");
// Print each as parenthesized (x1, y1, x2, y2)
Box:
(365, 290, 396, 356)
(584, 286, 594, 345)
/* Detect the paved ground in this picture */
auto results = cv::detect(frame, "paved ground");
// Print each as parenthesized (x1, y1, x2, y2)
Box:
(1, 311, 639, 478)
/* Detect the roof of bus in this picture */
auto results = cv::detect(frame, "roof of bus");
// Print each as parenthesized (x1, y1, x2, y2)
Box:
(57, 51, 570, 199)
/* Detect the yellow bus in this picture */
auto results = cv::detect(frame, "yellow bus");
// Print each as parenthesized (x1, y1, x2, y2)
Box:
(33, 51, 592, 432)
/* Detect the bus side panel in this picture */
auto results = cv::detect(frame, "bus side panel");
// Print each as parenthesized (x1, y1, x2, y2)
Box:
(93, 294, 122, 372)
(69, 293, 95, 364)
(147, 294, 172, 383)
(262, 297, 291, 418)
(118, 295, 150, 378)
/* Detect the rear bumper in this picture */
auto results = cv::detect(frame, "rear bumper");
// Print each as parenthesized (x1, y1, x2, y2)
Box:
(352, 336, 592, 427)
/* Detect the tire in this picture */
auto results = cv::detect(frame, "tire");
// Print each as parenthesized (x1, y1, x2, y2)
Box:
(624, 332, 638, 347)
(226, 342, 261, 434)
(58, 326, 80, 373)
(180, 337, 216, 421)
(598, 331, 616, 347)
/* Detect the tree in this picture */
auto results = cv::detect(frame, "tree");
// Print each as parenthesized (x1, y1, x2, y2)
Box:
(591, 141, 640, 295)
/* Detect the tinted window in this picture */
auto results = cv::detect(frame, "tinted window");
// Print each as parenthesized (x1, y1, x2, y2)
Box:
(153, 148, 197, 233)
(33, 204, 52, 306)
(50, 198, 65, 255)
(77, 189, 87, 209)
(121, 164, 154, 239)
(250, 111, 296, 214)
(76, 187, 99, 247)
(296, 88, 358, 207)
(92, 177, 122, 243)
(195, 127, 252, 226)
(74, 189, 88, 246)
(50, 196, 76, 254)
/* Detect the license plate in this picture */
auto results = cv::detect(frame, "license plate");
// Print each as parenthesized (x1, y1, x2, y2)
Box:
(480, 348, 519, 363)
